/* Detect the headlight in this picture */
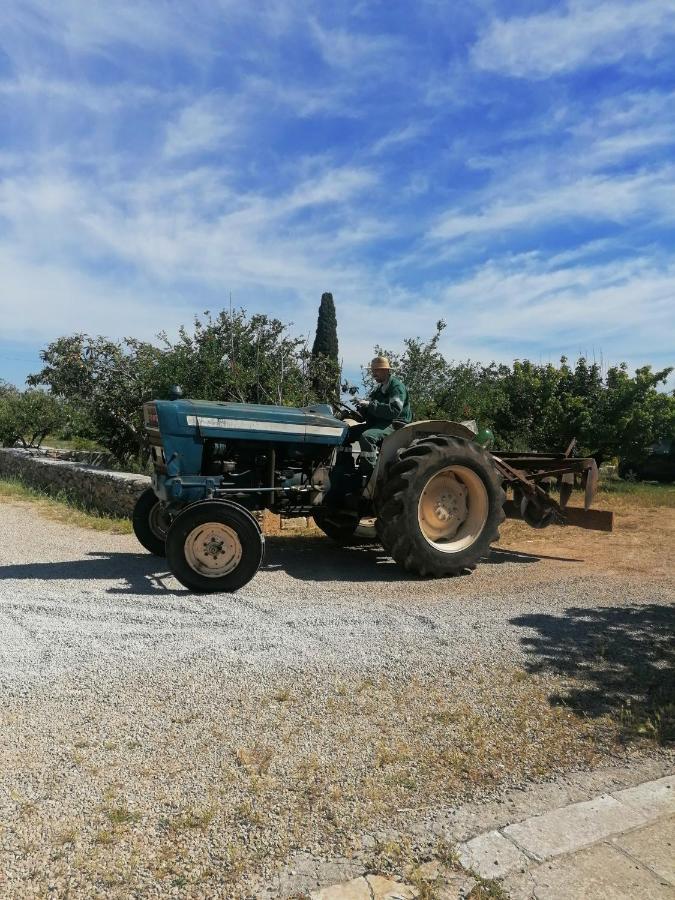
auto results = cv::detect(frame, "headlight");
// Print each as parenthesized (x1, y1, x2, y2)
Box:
(143, 403, 159, 430)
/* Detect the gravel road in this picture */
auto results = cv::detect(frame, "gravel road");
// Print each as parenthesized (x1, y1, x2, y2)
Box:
(1, 499, 672, 898)
(2, 501, 670, 683)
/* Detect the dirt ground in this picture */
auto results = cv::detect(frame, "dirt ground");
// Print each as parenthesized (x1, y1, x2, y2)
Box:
(496, 493, 675, 582)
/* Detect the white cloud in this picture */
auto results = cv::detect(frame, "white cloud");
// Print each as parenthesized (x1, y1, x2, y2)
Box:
(472, 1, 675, 78)
(428, 167, 675, 241)
(163, 96, 238, 159)
(437, 253, 675, 358)
(0, 244, 195, 344)
(308, 17, 400, 71)
(370, 123, 428, 156)
(0, 75, 161, 111)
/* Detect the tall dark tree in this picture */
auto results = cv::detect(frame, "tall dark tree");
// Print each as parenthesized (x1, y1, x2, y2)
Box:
(311, 292, 339, 360)
(310, 292, 340, 401)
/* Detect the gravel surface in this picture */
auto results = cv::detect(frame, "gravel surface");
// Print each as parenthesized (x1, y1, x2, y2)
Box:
(1, 499, 673, 898)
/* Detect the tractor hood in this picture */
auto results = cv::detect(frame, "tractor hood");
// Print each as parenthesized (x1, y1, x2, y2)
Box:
(150, 399, 348, 446)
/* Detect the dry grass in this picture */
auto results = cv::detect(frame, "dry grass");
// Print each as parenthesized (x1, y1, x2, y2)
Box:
(0, 478, 132, 533)
(0, 665, 625, 898)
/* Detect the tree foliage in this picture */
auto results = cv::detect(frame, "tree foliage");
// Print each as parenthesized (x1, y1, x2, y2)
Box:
(366, 329, 674, 463)
(0, 387, 63, 449)
(311, 292, 338, 360)
(310, 292, 340, 402)
(28, 310, 337, 464)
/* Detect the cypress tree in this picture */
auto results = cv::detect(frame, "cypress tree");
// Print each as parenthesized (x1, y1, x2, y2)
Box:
(310, 292, 340, 401)
(311, 292, 338, 361)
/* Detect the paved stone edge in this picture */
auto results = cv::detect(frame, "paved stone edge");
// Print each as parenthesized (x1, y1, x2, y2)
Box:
(458, 774, 675, 878)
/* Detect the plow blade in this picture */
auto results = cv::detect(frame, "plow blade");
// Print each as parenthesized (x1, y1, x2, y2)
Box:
(502, 500, 613, 532)
(582, 460, 599, 510)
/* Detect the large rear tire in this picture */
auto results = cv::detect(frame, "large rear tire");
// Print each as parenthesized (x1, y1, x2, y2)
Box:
(165, 500, 264, 593)
(132, 488, 169, 557)
(376, 435, 505, 577)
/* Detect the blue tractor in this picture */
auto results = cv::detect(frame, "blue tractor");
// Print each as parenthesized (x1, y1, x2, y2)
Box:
(134, 396, 612, 592)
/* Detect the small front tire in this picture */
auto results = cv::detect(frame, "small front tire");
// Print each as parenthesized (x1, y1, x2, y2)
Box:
(165, 500, 264, 593)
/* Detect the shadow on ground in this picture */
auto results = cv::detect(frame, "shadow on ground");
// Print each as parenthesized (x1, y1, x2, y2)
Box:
(0, 553, 183, 596)
(511, 604, 675, 744)
(261, 537, 554, 581)
(0, 536, 566, 594)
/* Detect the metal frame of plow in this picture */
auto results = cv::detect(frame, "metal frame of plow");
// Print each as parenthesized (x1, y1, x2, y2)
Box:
(491, 444, 613, 532)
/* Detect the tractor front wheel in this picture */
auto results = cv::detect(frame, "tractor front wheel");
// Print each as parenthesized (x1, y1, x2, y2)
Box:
(376, 436, 505, 577)
(132, 488, 170, 557)
(165, 500, 264, 593)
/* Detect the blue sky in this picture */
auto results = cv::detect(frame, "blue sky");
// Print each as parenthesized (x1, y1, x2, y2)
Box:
(1, 0, 674, 389)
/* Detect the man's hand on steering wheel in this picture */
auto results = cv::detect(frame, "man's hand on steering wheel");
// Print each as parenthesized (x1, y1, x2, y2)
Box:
(335, 401, 366, 423)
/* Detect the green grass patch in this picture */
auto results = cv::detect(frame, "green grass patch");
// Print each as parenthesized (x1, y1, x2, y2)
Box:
(43, 435, 107, 452)
(597, 479, 675, 507)
(0, 478, 133, 534)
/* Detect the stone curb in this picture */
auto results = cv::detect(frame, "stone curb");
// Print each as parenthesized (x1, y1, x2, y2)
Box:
(457, 774, 675, 879)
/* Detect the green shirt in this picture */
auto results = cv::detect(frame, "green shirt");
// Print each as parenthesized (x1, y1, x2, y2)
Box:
(366, 375, 412, 427)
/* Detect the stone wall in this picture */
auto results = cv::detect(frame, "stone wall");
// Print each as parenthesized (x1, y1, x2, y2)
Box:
(0, 448, 150, 518)
(0, 448, 314, 527)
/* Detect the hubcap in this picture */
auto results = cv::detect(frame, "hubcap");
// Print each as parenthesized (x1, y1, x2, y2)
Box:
(148, 503, 170, 540)
(184, 523, 242, 578)
(418, 465, 489, 553)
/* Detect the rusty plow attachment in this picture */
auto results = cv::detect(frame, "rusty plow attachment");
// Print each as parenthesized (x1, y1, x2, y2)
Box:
(491, 445, 613, 532)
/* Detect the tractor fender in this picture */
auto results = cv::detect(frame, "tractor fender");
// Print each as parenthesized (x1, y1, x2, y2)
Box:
(364, 420, 477, 500)
(172, 497, 263, 537)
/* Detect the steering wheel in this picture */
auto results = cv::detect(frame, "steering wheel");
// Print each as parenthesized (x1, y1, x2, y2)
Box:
(334, 402, 365, 423)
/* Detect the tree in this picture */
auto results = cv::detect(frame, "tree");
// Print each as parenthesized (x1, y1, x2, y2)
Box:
(310, 292, 340, 401)
(157, 309, 314, 407)
(591, 364, 675, 464)
(27, 334, 163, 465)
(365, 324, 675, 461)
(0, 389, 63, 448)
(311, 292, 338, 360)
(28, 309, 334, 465)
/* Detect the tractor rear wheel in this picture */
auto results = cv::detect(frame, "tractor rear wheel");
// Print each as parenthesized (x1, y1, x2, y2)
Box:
(132, 488, 169, 557)
(376, 435, 505, 577)
(165, 500, 264, 593)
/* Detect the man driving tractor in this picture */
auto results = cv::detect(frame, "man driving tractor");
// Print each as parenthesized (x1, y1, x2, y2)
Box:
(350, 355, 412, 453)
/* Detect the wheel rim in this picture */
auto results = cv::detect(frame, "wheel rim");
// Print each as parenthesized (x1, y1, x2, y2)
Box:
(418, 465, 489, 553)
(148, 503, 170, 540)
(184, 522, 243, 578)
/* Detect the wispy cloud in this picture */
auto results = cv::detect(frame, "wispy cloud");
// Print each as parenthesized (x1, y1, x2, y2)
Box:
(472, 1, 675, 78)
(433, 251, 675, 381)
(163, 95, 239, 159)
(429, 167, 675, 241)
(370, 123, 428, 156)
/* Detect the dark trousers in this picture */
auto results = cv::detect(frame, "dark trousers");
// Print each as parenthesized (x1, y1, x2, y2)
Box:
(348, 423, 394, 453)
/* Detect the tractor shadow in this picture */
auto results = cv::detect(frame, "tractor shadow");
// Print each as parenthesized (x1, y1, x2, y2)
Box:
(261, 537, 557, 582)
(511, 604, 675, 744)
(0, 541, 570, 593)
(0, 552, 184, 596)
(262, 536, 426, 582)
(485, 547, 582, 564)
